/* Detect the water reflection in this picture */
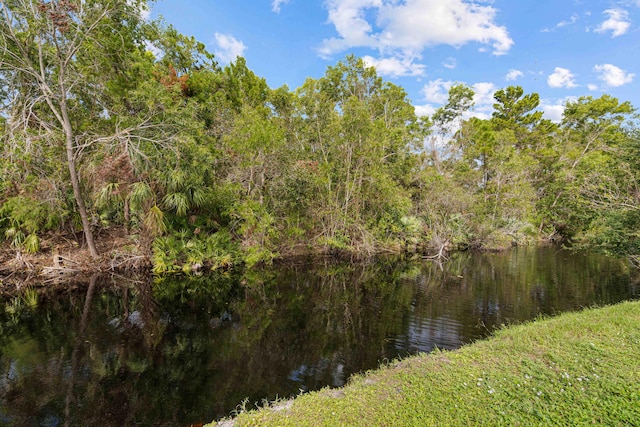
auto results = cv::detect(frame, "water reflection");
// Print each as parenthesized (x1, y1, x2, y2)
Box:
(0, 247, 638, 425)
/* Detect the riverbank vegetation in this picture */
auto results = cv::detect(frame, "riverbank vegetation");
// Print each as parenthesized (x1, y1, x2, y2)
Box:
(217, 300, 640, 426)
(1, 1, 639, 274)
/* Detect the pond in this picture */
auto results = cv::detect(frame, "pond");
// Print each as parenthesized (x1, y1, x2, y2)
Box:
(1, 246, 638, 426)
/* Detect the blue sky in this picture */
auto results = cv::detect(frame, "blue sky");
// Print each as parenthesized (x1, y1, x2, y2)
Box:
(149, 0, 640, 121)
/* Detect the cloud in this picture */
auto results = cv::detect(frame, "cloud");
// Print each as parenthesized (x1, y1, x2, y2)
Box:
(542, 14, 579, 32)
(594, 63, 635, 87)
(547, 67, 578, 88)
(443, 57, 457, 69)
(362, 54, 426, 77)
(414, 104, 437, 117)
(540, 102, 565, 122)
(540, 96, 577, 122)
(422, 79, 454, 104)
(318, 0, 513, 60)
(213, 33, 247, 64)
(595, 9, 630, 37)
(469, 82, 497, 117)
(505, 69, 524, 81)
(556, 14, 579, 28)
(587, 84, 599, 91)
(472, 82, 497, 107)
(272, 0, 290, 13)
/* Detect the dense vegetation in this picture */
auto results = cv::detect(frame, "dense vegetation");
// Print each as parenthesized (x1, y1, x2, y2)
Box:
(1, 0, 639, 272)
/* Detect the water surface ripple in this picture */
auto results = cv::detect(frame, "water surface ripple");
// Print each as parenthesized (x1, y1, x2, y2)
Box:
(0, 247, 638, 425)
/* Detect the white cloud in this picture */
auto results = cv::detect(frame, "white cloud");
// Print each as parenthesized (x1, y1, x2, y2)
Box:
(213, 33, 247, 64)
(588, 84, 599, 91)
(557, 14, 579, 28)
(272, 0, 290, 13)
(467, 82, 497, 119)
(540, 96, 577, 122)
(318, 0, 513, 61)
(594, 63, 635, 87)
(540, 103, 565, 122)
(472, 82, 497, 108)
(443, 57, 457, 69)
(506, 69, 524, 81)
(542, 14, 579, 32)
(464, 111, 492, 121)
(422, 79, 454, 104)
(414, 104, 437, 117)
(362, 54, 426, 77)
(547, 67, 578, 88)
(595, 9, 630, 37)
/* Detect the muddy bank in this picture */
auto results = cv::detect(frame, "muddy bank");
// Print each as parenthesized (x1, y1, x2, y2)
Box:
(0, 229, 150, 285)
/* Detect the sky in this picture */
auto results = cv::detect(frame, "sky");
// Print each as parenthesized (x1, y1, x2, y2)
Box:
(149, 0, 640, 121)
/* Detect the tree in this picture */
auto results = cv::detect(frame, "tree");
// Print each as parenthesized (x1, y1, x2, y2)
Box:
(292, 56, 420, 251)
(0, 0, 148, 259)
(428, 83, 475, 172)
(544, 95, 635, 238)
(491, 85, 545, 151)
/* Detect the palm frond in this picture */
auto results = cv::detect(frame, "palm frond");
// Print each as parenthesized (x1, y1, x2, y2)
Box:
(95, 182, 121, 208)
(145, 205, 167, 236)
(163, 192, 190, 216)
(129, 181, 154, 211)
(23, 233, 40, 254)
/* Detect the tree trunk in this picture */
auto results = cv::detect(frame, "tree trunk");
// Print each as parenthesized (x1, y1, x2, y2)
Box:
(124, 197, 130, 235)
(61, 101, 100, 259)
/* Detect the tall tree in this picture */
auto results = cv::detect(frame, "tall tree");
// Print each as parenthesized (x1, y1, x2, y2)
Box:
(544, 95, 635, 235)
(492, 85, 544, 151)
(422, 84, 475, 173)
(0, 0, 148, 258)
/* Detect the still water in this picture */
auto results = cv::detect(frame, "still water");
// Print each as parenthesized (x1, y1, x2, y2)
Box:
(1, 247, 638, 426)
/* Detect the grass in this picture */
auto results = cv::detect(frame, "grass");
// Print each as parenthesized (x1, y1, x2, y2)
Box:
(210, 301, 640, 426)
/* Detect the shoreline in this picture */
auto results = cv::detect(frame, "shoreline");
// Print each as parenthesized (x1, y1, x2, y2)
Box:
(0, 228, 556, 288)
(212, 301, 640, 426)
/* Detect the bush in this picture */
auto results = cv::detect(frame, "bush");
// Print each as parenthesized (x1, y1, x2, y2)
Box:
(151, 229, 240, 273)
(0, 196, 64, 234)
(0, 196, 66, 252)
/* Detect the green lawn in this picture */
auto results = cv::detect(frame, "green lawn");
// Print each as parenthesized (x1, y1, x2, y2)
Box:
(211, 301, 640, 426)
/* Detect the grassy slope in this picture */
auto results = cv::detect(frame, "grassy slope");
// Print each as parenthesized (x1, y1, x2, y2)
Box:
(214, 301, 640, 426)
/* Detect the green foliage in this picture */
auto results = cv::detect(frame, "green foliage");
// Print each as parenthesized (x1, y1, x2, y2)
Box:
(4, 227, 25, 249)
(433, 84, 475, 127)
(0, 0, 637, 269)
(145, 205, 167, 237)
(231, 200, 278, 254)
(0, 196, 63, 235)
(23, 234, 40, 254)
(152, 229, 240, 274)
(129, 182, 155, 212)
(243, 246, 277, 269)
(318, 232, 351, 251)
(576, 210, 640, 257)
(0, 196, 64, 252)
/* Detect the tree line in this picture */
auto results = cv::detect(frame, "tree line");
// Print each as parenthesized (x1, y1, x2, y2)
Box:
(1, 0, 638, 272)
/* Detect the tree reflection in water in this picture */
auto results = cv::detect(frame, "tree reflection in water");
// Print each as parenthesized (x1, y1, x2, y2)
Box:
(0, 247, 638, 425)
